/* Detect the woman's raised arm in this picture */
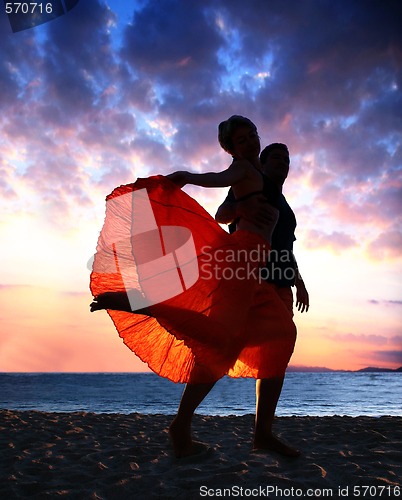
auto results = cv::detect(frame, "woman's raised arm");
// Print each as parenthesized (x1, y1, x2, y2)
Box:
(166, 161, 248, 189)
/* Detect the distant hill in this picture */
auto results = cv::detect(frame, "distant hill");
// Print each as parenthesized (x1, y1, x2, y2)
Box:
(287, 365, 337, 372)
(288, 365, 402, 373)
(356, 366, 402, 373)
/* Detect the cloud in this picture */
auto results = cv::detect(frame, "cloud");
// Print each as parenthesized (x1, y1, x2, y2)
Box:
(370, 350, 402, 364)
(0, 15, 40, 106)
(0, 157, 18, 199)
(367, 231, 402, 260)
(1, 0, 401, 372)
(304, 229, 357, 253)
(1, 0, 401, 240)
(121, 0, 224, 95)
(41, 0, 117, 116)
(129, 136, 170, 172)
(369, 299, 402, 307)
(0, 284, 148, 372)
(0, 1, 122, 225)
(325, 333, 402, 348)
(324, 333, 390, 346)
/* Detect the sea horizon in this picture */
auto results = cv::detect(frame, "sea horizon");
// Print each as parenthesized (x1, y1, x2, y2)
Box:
(1, 364, 401, 374)
(1, 371, 401, 417)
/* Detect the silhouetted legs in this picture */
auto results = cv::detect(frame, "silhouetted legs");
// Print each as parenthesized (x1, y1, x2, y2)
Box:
(169, 381, 216, 458)
(254, 377, 300, 456)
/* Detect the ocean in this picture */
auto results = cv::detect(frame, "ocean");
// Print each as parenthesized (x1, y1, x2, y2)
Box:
(1, 372, 401, 417)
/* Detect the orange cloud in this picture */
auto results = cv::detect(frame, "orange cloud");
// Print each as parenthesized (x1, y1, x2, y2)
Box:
(0, 286, 150, 373)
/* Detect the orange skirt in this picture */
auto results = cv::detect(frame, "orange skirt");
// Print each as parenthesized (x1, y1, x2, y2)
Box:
(90, 176, 296, 383)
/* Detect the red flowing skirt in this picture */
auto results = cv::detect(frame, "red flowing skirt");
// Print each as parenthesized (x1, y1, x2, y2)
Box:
(90, 176, 296, 383)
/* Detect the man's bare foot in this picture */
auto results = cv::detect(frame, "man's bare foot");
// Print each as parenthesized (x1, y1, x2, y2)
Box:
(90, 292, 132, 312)
(253, 434, 301, 457)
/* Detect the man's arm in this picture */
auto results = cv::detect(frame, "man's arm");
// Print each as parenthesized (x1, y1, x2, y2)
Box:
(215, 191, 278, 228)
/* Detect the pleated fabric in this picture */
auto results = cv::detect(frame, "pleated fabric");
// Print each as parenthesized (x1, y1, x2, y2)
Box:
(90, 175, 296, 383)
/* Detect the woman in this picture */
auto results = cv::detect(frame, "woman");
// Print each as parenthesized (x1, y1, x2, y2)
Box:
(90, 116, 298, 457)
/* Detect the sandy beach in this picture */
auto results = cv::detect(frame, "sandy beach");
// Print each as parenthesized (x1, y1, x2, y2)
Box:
(1, 411, 400, 499)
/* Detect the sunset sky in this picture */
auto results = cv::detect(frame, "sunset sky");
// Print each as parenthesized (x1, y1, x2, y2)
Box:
(0, 0, 401, 373)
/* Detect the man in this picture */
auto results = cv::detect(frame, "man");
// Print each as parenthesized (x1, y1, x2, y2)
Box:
(215, 143, 309, 315)
(214, 142, 309, 455)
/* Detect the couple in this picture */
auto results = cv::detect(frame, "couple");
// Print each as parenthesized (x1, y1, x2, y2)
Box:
(90, 115, 309, 458)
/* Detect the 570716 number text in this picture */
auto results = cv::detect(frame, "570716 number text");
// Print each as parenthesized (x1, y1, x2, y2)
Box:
(5, 3, 53, 14)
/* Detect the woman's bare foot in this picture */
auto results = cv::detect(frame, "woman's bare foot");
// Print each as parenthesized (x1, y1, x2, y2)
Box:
(168, 417, 210, 459)
(90, 292, 133, 312)
(169, 417, 193, 458)
(253, 433, 301, 457)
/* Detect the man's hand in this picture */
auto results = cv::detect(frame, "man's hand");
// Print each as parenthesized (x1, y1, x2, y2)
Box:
(295, 276, 309, 313)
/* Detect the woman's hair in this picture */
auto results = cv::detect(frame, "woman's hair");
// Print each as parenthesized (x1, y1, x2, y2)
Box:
(260, 143, 289, 164)
(218, 115, 258, 153)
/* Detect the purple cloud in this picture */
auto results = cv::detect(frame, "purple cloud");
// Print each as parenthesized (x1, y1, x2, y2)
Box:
(0, 0, 400, 239)
(325, 333, 390, 346)
(369, 300, 402, 307)
(304, 230, 357, 252)
(370, 350, 402, 364)
(121, 0, 224, 95)
(368, 231, 402, 260)
(325, 333, 402, 347)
